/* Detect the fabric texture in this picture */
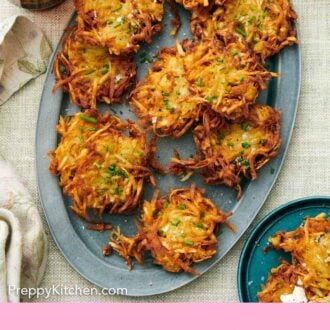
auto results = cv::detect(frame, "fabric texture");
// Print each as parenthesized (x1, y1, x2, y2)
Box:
(0, 154, 47, 302)
(0, 15, 52, 105)
(0, 0, 329, 302)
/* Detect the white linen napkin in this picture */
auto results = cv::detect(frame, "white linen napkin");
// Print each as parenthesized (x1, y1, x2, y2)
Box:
(0, 154, 47, 302)
(0, 15, 52, 106)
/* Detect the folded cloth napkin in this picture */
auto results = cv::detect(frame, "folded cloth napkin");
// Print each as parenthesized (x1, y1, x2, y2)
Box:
(0, 15, 52, 106)
(0, 154, 48, 302)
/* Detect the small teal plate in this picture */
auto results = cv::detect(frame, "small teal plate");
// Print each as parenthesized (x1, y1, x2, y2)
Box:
(237, 196, 330, 302)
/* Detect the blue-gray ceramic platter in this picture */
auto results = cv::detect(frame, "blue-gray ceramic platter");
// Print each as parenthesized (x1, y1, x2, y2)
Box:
(237, 197, 330, 302)
(36, 4, 301, 296)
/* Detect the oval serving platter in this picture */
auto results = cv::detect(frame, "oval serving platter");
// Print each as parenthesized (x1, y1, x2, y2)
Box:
(237, 196, 330, 303)
(36, 4, 301, 296)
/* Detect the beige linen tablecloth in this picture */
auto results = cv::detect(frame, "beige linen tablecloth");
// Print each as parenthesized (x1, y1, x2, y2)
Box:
(0, 0, 329, 302)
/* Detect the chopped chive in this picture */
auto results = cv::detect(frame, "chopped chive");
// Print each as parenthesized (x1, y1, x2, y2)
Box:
(163, 202, 169, 209)
(259, 139, 265, 145)
(79, 114, 98, 124)
(176, 90, 181, 96)
(114, 187, 122, 195)
(161, 91, 170, 96)
(196, 77, 203, 87)
(216, 58, 224, 63)
(157, 229, 164, 236)
(240, 122, 250, 131)
(139, 52, 152, 64)
(101, 63, 109, 75)
(84, 69, 96, 75)
(184, 241, 194, 246)
(107, 20, 113, 25)
(248, 15, 256, 23)
(235, 27, 247, 37)
(178, 204, 186, 210)
(227, 142, 234, 147)
(242, 142, 251, 149)
(241, 159, 250, 168)
(166, 105, 175, 111)
(112, 5, 122, 12)
(59, 66, 67, 74)
(217, 132, 225, 143)
(240, 76, 245, 83)
(139, 151, 144, 157)
(105, 145, 110, 152)
(171, 219, 181, 226)
(195, 223, 204, 229)
(206, 95, 218, 103)
(95, 163, 102, 169)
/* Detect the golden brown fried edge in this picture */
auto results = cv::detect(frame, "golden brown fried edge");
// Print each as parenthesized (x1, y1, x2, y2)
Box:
(169, 103, 281, 199)
(108, 185, 234, 274)
(49, 109, 155, 219)
(53, 28, 136, 109)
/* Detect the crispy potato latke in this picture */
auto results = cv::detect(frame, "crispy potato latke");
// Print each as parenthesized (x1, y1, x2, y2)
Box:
(258, 213, 330, 302)
(108, 185, 233, 274)
(131, 35, 272, 137)
(191, 0, 298, 59)
(169, 104, 281, 199)
(49, 110, 155, 218)
(74, 0, 164, 55)
(53, 28, 136, 109)
(130, 42, 203, 137)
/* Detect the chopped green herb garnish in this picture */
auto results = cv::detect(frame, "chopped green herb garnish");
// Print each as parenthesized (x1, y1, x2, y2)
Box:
(112, 5, 122, 12)
(184, 241, 194, 246)
(239, 76, 245, 83)
(240, 122, 250, 131)
(176, 90, 181, 96)
(84, 69, 96, 75)
(178, 204, 186, 210)
(95, 163, 102, 170)
(79, 114, 98, 124)
(89, 127, 97, 132)
(139, 52, 152, 64)
(171, 219, 181, 226)
(161, 91, 170, 97)
(105, 145, 110, 152)
(157, 229, 165, 236)
(163, 202, 168, 209)
(216, 58, 224, 63)
(217, 132, 225, 143)
(166, 105, 175, 111)
(242, 142, 251, 149)
(241, 159, 250, 167)
(101, 63, 109, 75)
(235, 27, 247, 37)
(139, 151, 144, 157)
(59, 66, 66, 74)
(206, 95, 218, 103)
(195, 223, 204, 229)
(114, 187, 122, 195)
(196, 77, 203, 87)
(227, 142, 234, 147)
(107, 164, 128, 178)
(259, 139, 265, 145)
(107, 20, 113, 25)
